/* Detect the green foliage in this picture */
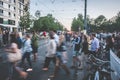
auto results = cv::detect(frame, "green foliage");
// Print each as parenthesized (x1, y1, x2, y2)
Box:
(71, 14, 84, 31)
(94, 15, 107, 26)
(19, 12, 31, 30)
(88, 12, 120, 32)
(33, 14, 63, 31)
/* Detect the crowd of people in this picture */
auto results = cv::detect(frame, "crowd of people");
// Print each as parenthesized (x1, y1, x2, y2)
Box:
(1, 30, 120, 80)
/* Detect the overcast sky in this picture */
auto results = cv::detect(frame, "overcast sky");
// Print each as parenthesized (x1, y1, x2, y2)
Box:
(30, 0, 120, 30)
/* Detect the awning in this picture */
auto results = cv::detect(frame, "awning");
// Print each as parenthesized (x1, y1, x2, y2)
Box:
(0, 24, 8, 30)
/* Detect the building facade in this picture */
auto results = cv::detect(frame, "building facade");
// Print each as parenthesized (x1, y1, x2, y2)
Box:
(0, 0, 29, 32)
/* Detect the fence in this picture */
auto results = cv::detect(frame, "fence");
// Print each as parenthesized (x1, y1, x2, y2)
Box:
(110, 50, 120, 80)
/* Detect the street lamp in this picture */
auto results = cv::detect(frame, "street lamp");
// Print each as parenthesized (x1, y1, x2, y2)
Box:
(35, 10, 41, 19)
(84, 0, 87, 32)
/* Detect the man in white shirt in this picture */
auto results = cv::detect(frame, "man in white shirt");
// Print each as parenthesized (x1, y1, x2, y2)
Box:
(42, 32, 57, 71)
(90, 33, 100, 57)
(52, 30, 59, 45)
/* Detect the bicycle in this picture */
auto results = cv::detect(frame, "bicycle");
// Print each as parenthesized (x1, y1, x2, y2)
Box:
(85, 54, 114, 80)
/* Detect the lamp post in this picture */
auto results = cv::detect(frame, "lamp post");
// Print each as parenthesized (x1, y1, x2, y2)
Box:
(35, 10, 41, 19)
(84, 0, 87, 32)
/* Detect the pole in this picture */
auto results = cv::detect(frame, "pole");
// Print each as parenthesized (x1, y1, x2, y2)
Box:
(84, 0, 87, 32)
(83, 0, 88, 78)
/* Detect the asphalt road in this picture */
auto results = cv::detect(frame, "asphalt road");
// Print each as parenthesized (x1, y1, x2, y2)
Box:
(0, 39, 87, 80)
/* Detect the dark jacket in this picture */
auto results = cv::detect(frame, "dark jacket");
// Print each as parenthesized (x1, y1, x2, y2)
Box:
(82, 41, 88, 54)
(74, 37, 81, 51)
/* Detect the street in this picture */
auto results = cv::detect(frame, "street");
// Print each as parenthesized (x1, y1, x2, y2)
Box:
(0, 39, 87, 80)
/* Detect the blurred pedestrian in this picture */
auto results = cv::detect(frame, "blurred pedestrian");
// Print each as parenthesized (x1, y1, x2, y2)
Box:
(10, 32, 16, 43)
(105, 35, 114, 60)
(2, 31, 6, 46)
(31, 31, 39, 62)
(5, 43, 27, 80)
(21, 34, 33, 71)
(15, 33, 22, 49)
(71, 33, 81, 69)
(0, 31, 3, 47)
(81, 35, 88, 55)
(49, 33, 70, 78)
(42, 32, 56, 71)
(5, 30, 9, 44)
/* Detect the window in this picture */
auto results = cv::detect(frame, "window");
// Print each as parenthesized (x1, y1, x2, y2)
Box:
(8, 12, 11, 17)
(14, 14, 15, 17)
(19, 3, 21, 8)
(8, 19, 15, 25)
(19, 0, 24, 3)
(8, 5, 10, 8)
(14, 0, 16, 3)
(0, 1, 3, 7)
(3, 19, 8, 24)
(14, 7, 16, 10)
(0, 18, 3, 23)
(0, 9, 3, 16)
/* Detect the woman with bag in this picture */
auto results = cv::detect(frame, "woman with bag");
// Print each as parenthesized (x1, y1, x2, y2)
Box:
(6, 43, 27, 80)
(49, 33, 70, 78)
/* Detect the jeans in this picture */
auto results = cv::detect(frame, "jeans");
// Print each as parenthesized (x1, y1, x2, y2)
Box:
(8, 62, 14, 79)
(22, 52, 32, 68)
(43, 57, 56, 68)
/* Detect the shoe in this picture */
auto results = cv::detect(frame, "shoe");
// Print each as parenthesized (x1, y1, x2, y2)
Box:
(42, 68, 48, 71)
(49, 74, 55, 78)
(26, 68, 33, 71)
(77, 66, 83, 70)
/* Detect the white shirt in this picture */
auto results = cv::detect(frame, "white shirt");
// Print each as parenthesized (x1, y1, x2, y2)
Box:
(46, 39, 56, 57)
(90, 37, 99, 51)
(54, 34, 59, 45)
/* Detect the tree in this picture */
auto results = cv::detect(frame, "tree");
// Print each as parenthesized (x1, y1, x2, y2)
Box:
(19, 12, 31, 31)
(115, 11, 120, 31)
(71, 18, 81, 31)
(71, 14, 84, 31)
(33, 14, 64, 31)
(94, 15, 107, 27)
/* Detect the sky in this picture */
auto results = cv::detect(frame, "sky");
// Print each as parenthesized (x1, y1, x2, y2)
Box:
(30, 0, 120, 30)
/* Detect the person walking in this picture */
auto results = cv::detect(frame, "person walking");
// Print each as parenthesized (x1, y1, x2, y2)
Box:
(49, 33, 70, 78)
(21, 34, 33, 71)
(5, 43, 27, 80)
(42, 32, 56, 71)
(31, 31, 39, 62)
(15, 33, 22, 49)
(2, 31, 7, 46)
(71, 33, 81, 69)
(81, 35, 89, 55)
